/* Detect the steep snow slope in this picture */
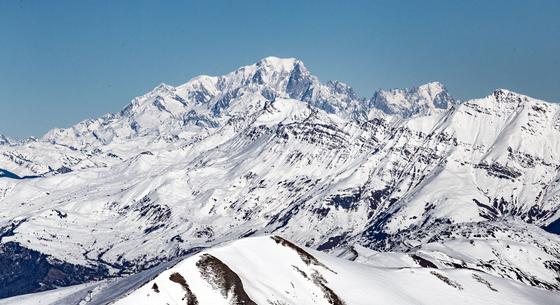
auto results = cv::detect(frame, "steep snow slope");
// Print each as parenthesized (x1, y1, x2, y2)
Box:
(113, 236, 558, 305)
(0, 236, 559, 305)
(1, 57, 560, 299)
(5, 236, 557, 305)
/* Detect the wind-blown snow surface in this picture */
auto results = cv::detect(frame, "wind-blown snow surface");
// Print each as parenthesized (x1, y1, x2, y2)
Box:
(3, 236, 558, 305)
(1, 57, 560, 299)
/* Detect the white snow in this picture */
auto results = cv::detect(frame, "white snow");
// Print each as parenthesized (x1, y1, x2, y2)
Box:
(1, 57, 559, 302)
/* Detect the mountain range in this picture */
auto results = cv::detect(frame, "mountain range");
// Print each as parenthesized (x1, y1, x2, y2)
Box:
(1, 57, 559, 304)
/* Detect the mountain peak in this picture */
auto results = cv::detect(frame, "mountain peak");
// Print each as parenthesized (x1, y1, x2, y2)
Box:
(0, 133, 13, 145)
(488, 88, 549, 106)
(153, 82, 174, 91)
(256, 56, 302, 71)
(251, 56, 310, 88)
(417, 81, 446, 94)
(492, 88, 524, 102)
(370, 81, 457, 117)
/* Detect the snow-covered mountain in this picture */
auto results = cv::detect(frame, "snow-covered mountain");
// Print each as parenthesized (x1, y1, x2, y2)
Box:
(0, 57, 559, 301)
(370, 81, 457, 117)
(0, 134, 13, 146)
(3, 236, 558, 305)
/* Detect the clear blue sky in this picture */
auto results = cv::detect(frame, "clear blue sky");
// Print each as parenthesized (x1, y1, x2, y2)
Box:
(1, 0, 559, 138)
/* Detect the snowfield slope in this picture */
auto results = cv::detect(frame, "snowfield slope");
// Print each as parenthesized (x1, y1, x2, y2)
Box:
(2, 236, 558, 305)
(1, 57, 560, 298)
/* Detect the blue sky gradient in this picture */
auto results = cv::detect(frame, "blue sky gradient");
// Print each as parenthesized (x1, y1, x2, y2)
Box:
(1, 0, 559, 138)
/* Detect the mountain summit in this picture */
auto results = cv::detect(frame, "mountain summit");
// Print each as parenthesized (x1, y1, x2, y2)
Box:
(39, 57, 457, 150)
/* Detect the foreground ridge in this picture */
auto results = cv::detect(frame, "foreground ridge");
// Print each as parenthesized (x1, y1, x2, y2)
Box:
(2, 236, 557, 305)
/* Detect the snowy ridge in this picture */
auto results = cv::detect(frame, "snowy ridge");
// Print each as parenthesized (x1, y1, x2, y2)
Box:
(2, 236, 557, 305)
(0, 57, 559, 300)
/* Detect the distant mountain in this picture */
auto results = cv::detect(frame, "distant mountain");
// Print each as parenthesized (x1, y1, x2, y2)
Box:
(0, 57, 559, 301)
(370, 81, 457, 117)
(0, 134, 14, 146)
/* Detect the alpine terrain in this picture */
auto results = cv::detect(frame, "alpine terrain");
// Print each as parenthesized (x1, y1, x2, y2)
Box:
(0, 57, 559, 304)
